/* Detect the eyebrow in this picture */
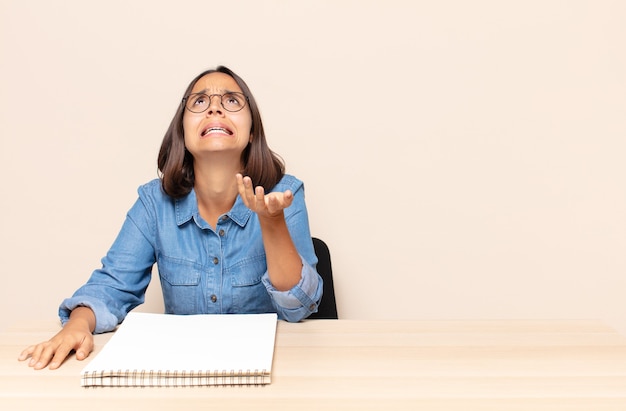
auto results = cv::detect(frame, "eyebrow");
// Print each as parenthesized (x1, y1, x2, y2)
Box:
(192, 88, 240, 95)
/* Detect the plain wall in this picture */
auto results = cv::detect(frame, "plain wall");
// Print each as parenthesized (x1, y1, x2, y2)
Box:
(1, 0, 625, 333)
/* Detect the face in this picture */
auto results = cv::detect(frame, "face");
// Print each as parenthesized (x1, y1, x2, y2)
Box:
(182, 72, 253, 161)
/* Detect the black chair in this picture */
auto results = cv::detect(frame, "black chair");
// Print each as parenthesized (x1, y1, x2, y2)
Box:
(309, 237, 338, 319)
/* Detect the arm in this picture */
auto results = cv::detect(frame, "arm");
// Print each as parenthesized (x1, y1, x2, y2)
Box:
(19, 187, 158, 369)
(236, 174, 302, 290)
(237, 174, 323, 321)
(58, 206, 155, 334)
(59, 189, 158, 333)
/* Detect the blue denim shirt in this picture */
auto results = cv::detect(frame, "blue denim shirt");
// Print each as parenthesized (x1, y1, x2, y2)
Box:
(59, 174, 323, 333)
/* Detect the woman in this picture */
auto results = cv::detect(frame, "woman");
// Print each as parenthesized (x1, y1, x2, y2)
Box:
(19, 66, 323, 370)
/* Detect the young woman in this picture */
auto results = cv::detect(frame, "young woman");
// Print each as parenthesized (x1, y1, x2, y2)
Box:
(19, 66, 323, 370)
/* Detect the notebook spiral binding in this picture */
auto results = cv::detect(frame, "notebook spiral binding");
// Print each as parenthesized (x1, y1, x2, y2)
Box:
(81, 368, 270, 387)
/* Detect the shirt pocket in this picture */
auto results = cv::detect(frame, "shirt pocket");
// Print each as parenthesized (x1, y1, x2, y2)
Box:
(229, 254, 272, 313)
(157, 256, 202, 315)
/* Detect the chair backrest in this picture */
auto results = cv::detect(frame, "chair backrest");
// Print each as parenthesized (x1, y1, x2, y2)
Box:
(309, 237, 338, 319)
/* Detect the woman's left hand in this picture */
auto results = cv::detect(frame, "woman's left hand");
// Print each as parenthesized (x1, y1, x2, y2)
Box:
(236, 174, 293, 218)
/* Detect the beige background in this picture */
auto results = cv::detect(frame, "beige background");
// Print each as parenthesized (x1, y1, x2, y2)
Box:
(1, 1, 625, 333)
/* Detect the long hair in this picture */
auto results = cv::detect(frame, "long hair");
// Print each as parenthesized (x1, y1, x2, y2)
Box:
(157, 66, 285, 198)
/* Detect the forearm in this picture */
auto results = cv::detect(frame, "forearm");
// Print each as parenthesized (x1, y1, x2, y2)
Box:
(259, 212, 303, 291)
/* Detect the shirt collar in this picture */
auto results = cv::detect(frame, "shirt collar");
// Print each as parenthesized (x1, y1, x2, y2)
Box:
(174, 188, 252, 228)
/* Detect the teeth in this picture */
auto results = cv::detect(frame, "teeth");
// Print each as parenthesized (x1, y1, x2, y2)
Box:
(203, 127, 229, 136)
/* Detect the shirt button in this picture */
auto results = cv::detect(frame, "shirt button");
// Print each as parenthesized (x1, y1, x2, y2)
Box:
(212, 257, 219, 265)
(220, 215, 228, 221)
(309, 303, 317, 311)
(211, 295, 218, 303)
(218, 229, 225, 237)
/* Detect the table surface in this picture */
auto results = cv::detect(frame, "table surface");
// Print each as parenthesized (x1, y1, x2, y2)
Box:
(2, 318, 626, 410)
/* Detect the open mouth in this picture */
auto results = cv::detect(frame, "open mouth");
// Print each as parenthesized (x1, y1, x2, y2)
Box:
(201, 126, 233, 137)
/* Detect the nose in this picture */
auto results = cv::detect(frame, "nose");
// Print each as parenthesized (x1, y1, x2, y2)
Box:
(206, 94, 223, 116)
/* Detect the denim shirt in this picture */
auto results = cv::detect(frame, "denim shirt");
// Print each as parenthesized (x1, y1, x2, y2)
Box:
(59, 174, 323, 333)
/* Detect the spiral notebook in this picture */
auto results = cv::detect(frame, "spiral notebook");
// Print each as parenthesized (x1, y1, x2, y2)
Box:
(80, 312, 278, 387)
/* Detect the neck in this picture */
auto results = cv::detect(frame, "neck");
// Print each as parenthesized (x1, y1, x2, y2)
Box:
(193, 158, 242, 225)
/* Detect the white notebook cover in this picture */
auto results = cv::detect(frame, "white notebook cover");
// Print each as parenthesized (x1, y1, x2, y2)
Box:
(80, 312, 278, 387)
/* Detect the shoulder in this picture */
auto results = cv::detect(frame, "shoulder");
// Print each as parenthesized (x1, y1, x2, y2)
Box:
(271, 174, 304, 193)
(137, 178, 165, 198)
(135, 178, 177, 207)
(130, 179, 184, 221)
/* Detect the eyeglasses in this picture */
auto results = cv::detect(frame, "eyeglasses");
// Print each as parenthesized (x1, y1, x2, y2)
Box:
(183, 92, 248, 113)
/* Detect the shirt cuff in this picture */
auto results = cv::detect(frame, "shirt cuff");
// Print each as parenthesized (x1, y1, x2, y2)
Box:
(58, 297, 120, 334)
(262, 256, 322, 311)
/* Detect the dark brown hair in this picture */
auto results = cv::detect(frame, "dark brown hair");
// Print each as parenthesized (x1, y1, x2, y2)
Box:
(157, 66, 285, 198)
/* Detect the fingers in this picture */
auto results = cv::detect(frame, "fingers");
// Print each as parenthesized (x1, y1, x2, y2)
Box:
(282, 190, 294, 208)
(236, 173, 256, 208)
(235, 173, 246, 199)
(48, 340, 77, 370)
(18, 345, 34, 361)
(22, 340, 57, 370)
(18, 330, 94, 370)
(47, 335, 93, 369)
(266, 190, 293, 214)
(254, 186, 266, 209)
(236, 174, 265, 210)
(75, 334, 94, 361)
(235, 174, 293, 216)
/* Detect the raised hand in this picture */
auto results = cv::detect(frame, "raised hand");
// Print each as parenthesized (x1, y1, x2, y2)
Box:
(236, 174, 293, 218)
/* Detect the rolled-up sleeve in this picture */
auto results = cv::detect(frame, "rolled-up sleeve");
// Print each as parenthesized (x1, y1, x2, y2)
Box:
(59, 297, 121, 334)
(262, 256, 323, 322)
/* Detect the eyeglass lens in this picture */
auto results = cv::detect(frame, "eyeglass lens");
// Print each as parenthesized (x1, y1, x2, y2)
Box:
(185, 93, 246, 113)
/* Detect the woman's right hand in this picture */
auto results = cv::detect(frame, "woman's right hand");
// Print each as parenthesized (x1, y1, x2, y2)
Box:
(18, 307, 95, 370)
